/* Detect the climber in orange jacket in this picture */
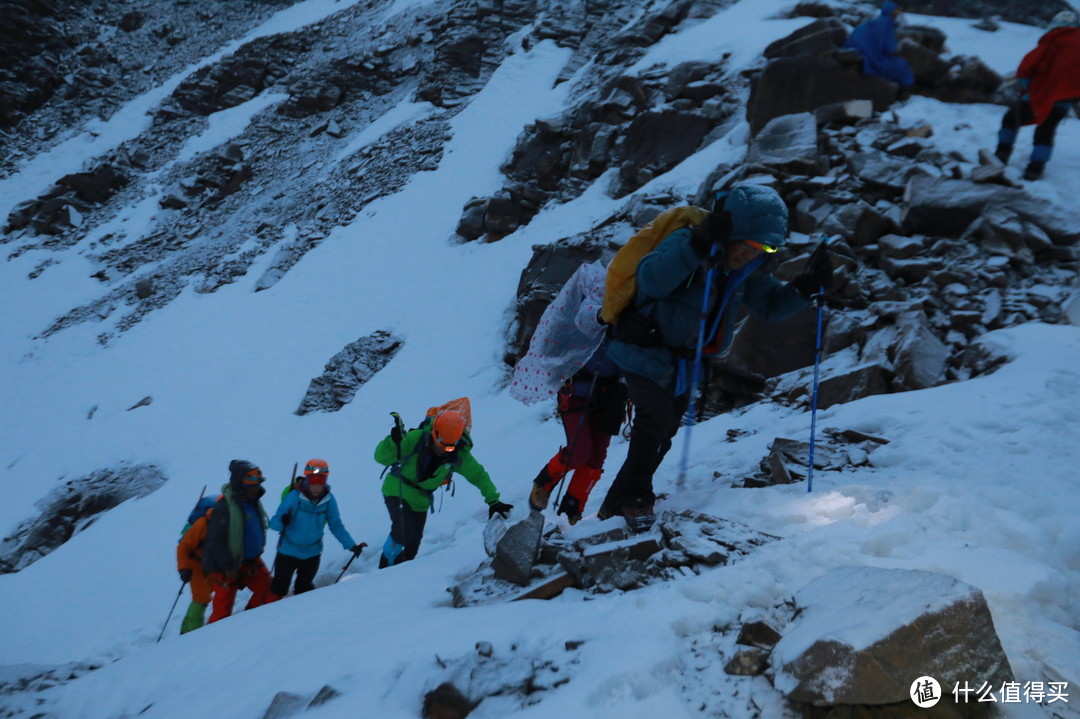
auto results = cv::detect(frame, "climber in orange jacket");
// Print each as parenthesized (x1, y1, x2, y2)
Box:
(176, 501, 217, 634)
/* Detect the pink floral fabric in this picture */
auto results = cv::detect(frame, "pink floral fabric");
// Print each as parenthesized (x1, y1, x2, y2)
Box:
(509, 262, 607, 406)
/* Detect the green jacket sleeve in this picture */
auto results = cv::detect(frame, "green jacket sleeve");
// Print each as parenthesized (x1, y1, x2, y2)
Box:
(454, 447, 500, 504)
(374, 433, 404, 466)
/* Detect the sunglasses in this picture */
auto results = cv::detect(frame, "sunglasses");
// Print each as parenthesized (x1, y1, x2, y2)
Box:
(305, 465, 329, 475)
(242, 468, 264, 485)
(742, 239, 779, 254)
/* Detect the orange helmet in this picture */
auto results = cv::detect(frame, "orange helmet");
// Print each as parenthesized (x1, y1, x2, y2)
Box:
(431, 410, 466, 452)
(304, 458, 330, 477)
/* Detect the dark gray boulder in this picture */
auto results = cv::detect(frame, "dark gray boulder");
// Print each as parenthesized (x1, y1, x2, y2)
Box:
(763, 18, 848, 59)
(772, 566, 1014, 707)
(747, 56, 899, 134)
(492, 512, 544, 587)
(747, 112, 822, 175)
(903, 176, 1080, 245)
(891, 311, 949, 390)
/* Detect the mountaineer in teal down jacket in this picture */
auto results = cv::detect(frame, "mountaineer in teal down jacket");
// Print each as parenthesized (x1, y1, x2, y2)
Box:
(267, 458, 365, 600)
(598, 184, 834, 532)
(374, 409, 512, 568)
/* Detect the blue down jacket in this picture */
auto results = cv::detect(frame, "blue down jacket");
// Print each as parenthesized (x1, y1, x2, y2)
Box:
(269, 489, 356, 560)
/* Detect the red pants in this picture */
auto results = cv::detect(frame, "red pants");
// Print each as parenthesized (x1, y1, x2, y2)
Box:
(207, 558, 271, 623)
(537, 409, 612, 512)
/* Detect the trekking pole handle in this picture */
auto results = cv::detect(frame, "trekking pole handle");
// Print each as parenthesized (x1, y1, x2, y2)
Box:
(390, 412, 405, 460)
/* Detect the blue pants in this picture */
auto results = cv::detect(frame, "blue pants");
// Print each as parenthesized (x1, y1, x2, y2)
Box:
(999, 99, 1070, 163)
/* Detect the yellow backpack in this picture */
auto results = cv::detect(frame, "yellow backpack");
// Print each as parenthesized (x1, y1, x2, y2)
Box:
(599, 205, 709, 325)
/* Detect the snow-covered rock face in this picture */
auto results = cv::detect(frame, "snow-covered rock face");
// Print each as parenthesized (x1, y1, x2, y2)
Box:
(772, 566, 1014, 707)
(4, 0, 1078, 408)
(0, 463, 167, 573)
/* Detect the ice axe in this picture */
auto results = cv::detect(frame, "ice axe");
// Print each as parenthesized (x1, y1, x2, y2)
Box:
(277, 462, 298, 548)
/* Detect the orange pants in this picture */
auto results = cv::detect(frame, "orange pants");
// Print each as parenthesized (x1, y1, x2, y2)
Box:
(208, 558, 271, 623)
(188, 568, 213, 605)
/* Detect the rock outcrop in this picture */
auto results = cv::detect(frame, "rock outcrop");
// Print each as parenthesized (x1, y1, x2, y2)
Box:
(772, 566, 1013, 713)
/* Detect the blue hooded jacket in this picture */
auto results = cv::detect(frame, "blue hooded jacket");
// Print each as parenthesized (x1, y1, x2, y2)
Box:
(606, 227, 807, 390)
(270, 484, 356, 560)
(844, 1, 915, 86)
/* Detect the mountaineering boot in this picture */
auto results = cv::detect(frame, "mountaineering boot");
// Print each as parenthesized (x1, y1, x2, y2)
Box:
(528, 482, 552, 512)
(622, 500, 655, 533)
(180, 601, 207, 634)
(995, 128, 1017, 165)
(1024, 144, 1052, 180)
(528, 467, 553, 511)
(528, 456, 567, 511)
(596, 500, 621, 520)
(556, 493, 583, 525)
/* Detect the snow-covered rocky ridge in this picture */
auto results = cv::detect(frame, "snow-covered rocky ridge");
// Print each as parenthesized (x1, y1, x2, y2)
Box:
(1, 0, 1078, 717)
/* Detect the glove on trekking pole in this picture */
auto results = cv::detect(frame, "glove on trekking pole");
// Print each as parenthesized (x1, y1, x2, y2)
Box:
(334, 543, 367, 584)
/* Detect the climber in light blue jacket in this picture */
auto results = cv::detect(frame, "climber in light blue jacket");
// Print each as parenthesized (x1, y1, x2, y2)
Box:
(267, 459, 364, 599)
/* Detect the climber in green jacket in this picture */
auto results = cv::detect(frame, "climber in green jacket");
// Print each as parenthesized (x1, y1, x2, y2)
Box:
(374, 408, 512, 567)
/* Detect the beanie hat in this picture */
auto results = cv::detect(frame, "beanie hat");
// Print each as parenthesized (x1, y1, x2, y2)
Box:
(1049, 10, 1078, 30)
(722, 184, 789, 248)
(228, 459, 264, 489)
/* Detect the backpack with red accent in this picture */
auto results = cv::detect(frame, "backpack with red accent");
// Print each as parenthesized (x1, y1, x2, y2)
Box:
(422, 397, 472, 434)
(383, 397, 475, 488)
(179, 494, 217, 539)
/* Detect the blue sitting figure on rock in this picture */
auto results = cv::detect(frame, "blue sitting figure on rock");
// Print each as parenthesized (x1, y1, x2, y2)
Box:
(844, 1, 915, 87)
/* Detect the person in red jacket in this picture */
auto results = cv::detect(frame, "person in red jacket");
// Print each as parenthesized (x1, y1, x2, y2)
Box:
(996, 11, 1080, 180)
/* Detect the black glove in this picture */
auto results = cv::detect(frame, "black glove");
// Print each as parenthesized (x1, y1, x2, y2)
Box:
(350, 543, 367, 556)
(179, 569, 193, 584)
(390, 425, 403, 444)
(487, 501, 513, 519)
(688, 225, 714, 258)
(792, 243, 834, 300)
(280, 513, 291, 527)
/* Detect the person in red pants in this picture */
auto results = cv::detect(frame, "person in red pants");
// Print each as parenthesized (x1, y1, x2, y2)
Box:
(510, 262, 626, 524)
(995, 11, 1080, 180)
(201, 460, 272, 623)
(528, 350, 625, 524)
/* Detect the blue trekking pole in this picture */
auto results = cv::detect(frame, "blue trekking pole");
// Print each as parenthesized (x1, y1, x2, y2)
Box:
(676, 263, 718, 487)
(804, 237, 831, 493)
(806, 289, 826, 493)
